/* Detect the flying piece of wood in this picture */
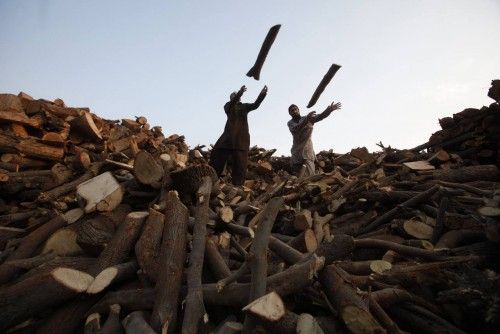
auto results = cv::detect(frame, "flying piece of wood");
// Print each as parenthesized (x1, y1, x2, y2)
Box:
(307, 64, 341, 108)
(246, 24, 281, 80)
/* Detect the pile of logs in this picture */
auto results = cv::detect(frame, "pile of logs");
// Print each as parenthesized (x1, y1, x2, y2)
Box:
(0, 89, 499, 334)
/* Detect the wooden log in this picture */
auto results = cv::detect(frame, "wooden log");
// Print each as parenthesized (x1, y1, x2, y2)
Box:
(355, 238, 446, 261)
(87, 261, 138, 294)
(435, 230, 486, 249)
(100, 304, 124, 334)
(307, 64, 341, 108)
(320, 264, 384, 334)
(205, 235, 231, 280)
(430, 197, 449, 244)
(214, 321, 243, 334)
(359, 184, 440, 234)
(0, 132, 65, 161)
(293, 209, 313, 231)
(150, 191, 189, 333)
(0, 267, 94, 332)
(433, 165, 499, 182)
(38, 163, 103, 202)
(287, 229, 318, 253)
(77, 171, 124, 213)
(0, 110, 41, 127)
(85, 313, 101, 334)
(89, 212, 148, 276)
(242, 291, 285, 323)
(43, 228, 84, 256)
(18, 256, 95, 282)
(1, 153, 50, 169)
(122, 311, 157, 334)
(246, 24, 281, 80)
(368, 295, 404, 334)
(133, 150, 163, 187)
(134, 208, 164, 281)
(0, 214, 67, 284)
(70, 112, 102, 141)
(314, 233, 355, 265)
(90, 256, 325, 314)
(182, 177, 212, 334)
(243, 196, 284, 333)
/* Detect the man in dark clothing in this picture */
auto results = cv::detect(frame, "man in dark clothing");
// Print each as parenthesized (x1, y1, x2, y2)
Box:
(210, 85, 268, 185)
(488, 79, 500, 103)
(287, 101, 341, 176)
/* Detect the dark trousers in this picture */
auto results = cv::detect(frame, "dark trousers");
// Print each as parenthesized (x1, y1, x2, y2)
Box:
(209, 148, 248, 186)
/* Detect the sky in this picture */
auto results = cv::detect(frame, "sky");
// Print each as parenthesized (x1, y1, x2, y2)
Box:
(1, 0, 499, 155)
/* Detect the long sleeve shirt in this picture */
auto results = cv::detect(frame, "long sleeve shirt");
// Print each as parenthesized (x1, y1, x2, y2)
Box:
(213, 93, 266, 150)
(287, 110, 330, 164)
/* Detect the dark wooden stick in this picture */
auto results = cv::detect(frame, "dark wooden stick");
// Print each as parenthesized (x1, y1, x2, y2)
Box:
(134, 208, 164, 282)
(100, 304, 124, 334)
(307, 64, 341, 108)
(150, 191, 189, 333)
(243, 196, 285, 332)
(122, 311, 157, 334)
(368, 295, 405, 334)
(182, 177, 212, 334)
(205, 235, 231, 280)
(431, 196, 449, 244)
(87, 261, 138, 294)
(246, 24, 281, 80)
(355, 238, 446, 261)
(358, 184, 440, 234)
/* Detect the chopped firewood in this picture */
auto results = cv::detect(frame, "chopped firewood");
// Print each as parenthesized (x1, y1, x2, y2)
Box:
(133, 150, 163, 187)
(76, 171, 124, 213)
(100, 304, 123, 334)
(84, 313, 101, 334)
(87, 261, 138, 294)
(246, 24, 281, 80)
(122, 311, 156, 334)
(134, 208, 164, 281)
(70, 112, 102, 141)
(307, 64, 341, 108)
(242, 291, 285, 321)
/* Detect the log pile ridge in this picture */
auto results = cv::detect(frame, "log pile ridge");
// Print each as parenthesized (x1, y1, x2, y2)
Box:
(0, 89, 499, 333)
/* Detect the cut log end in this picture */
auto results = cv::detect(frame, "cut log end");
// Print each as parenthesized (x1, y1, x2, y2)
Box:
(86, 267, 118, 294)
(242, 291, 285, 322)
(52, 267, 94, 292)
(342, 305, 383, 334)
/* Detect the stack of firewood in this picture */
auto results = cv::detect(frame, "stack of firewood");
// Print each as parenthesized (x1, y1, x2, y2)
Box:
(0, 90, 499, 334)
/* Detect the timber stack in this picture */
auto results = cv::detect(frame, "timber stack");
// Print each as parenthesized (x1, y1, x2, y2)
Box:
(0, 88, 499, 334)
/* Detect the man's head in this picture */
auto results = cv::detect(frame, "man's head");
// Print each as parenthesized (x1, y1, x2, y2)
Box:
(288, 104, 300, 118)
(488, 80, 500, 102)
(230, 91, 240, 102)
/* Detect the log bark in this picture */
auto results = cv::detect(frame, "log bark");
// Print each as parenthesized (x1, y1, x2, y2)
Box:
(134, 208, 164, 281)
(84, 313, 101, 334)
(101, 304, 124, 334)
(246, 24, 281, 80)
(307, 64, 341, 108)
(243, 196, 284, 333)
(182, 176, 212, 334)
(355, 238, 446, 261)
(70, 112, 102, 141)
(150, 191, 189, 333)
(205, 235, 231, 280)
(89, 212, 148, 276)
(133, 150, 163, 187)
(433, 164, 499, 182)
(0, 267, 94, 331)
(320, 264, 384, 334)
(122, 311, 157, 334)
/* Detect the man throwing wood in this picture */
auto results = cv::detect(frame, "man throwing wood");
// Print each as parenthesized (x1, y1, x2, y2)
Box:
(287, 102, 341, 176)
(210, 85, 268, 185)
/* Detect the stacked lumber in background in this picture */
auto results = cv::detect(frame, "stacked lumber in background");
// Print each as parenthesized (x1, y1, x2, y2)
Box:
(0, 90, 499, 334)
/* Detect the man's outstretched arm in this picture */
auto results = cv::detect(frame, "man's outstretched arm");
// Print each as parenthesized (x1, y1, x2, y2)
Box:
(312, 101, 341, 123)
(226, 85, 247, 111)
(246, 86, 268, 111)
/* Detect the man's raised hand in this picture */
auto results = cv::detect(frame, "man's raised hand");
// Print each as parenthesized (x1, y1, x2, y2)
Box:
(261, 85, 268, 95)
(307, 111, 317, 120)
(239, 85, 247, 94)
(328, 101, 342, 112)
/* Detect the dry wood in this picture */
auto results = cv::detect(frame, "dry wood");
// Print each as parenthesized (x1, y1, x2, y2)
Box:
(70, 112, 102, 141)
(150, 191, 189, 333)
(77, 171, 124, 213)
(89, 212, 148, 276)
(134, 208, 164, 281)
(182, 176, 212, 334)
(133, 150, 163, 187)
(122, 311, 157, 334)
(355, 238, 446, 261)
(307, 64, 341, 108)
(243, 196, 284, 333)
(205, 235, 231, 280)
(0, 267, 94, 331)
(246, 24, 281, 80)
(87, 261, 138, 294)
(43, 228, 84, 256)
(433, 164, 499, 182)
(100, 304, 124, 334)
(320, 264, 384, 334)
(287, 228, 318, 253)
(84, 313, 101, 334)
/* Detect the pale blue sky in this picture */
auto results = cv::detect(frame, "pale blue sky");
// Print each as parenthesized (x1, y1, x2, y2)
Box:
(1, 1, 499, 155)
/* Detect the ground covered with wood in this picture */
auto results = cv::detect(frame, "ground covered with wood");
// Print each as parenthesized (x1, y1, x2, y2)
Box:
(0, 90, 499, 333)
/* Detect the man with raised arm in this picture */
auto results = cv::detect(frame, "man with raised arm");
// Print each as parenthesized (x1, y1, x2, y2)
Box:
(210, 85, 268, 185)
(287, 101, 341, 176)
